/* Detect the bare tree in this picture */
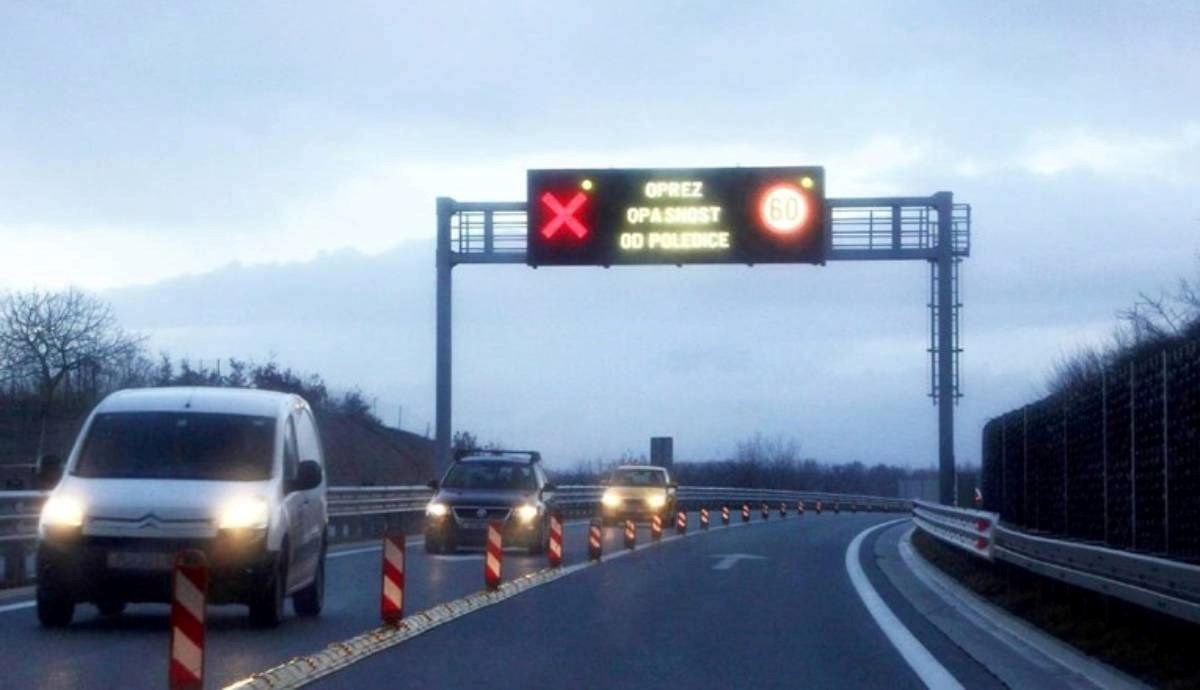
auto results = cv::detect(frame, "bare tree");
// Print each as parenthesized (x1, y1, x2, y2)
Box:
(0, 289, 144, 416)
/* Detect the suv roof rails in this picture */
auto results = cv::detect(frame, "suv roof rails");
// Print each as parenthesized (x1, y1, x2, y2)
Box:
(453, 449, 541, 464)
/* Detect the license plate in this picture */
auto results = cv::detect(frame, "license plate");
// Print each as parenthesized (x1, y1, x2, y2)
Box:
(459, 520, 491, 530)
(106, 551, 174, 571)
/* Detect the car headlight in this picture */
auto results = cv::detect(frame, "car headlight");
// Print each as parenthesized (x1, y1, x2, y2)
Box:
(426, 502, 449, 518)
(647, 493, 667, 509)
(41, 495, 84, 528)
(601, 490, 621, 507)
(515, 504, 539, 523)
(217, 496, 269, 530)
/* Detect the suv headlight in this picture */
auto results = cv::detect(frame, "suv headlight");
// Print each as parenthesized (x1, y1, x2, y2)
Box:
(515, 504, 539, 523)
(601, 489, 621, 507)
(217, 496, 269, 530)
(426, 502, 449, 518)
(41, 495, 85, 529)
(647, 493, 667, 509)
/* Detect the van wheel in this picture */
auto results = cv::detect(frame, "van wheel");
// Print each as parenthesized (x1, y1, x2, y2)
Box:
(37, 583, 75, 628)
(249, 551, 287, 628)
(293, 544, 324, 617)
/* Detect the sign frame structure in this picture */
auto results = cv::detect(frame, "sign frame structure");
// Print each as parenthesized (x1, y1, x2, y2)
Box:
(526, 167, 827, 267)
(434, 184, 970, 504)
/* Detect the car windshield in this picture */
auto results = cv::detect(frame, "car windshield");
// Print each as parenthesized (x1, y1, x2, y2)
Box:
(442, 462, 537, 491)
(610, 469, 666, 486)
(74, 412, 275, 481)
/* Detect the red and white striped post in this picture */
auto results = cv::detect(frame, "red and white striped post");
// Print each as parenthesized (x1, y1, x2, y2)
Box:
(675, 510, 687, 535)
(624, 519, 636, 550)
(721, 505, 730, 525)
(779, 502, 787, 518)
(700, 507, 710, 530)
(973, 487, 983, 508)
(651, 514, 663, 542)
(760, 503, 769, 520)
(815, 500, 823, 515)
(588, 519, 603, 561)
(380, 531, 405, 625)
(168, 550, 208, 690)
(797, 500, 805, 515)
(833, 502, 840, 515)
(548, 512, 563, 568)
(485, 520, 503, 590)
(741, 503, 750, 523)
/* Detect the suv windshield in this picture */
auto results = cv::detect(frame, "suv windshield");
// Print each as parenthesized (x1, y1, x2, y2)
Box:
(74, 412, 275, 481)
(442, 462, 537, 491)
(610, 469, 666, 486)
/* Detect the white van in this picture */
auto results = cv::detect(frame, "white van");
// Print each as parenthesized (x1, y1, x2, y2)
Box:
(34, 387, 328, 628)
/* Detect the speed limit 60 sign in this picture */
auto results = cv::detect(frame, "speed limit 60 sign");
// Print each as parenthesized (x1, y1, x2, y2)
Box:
(527, 166, 826, 266)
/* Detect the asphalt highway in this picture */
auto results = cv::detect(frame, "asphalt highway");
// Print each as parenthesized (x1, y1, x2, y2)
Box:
(0, 512, 1070, 690)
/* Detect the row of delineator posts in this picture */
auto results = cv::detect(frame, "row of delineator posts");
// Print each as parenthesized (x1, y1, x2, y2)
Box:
(164, 500, 848, 689)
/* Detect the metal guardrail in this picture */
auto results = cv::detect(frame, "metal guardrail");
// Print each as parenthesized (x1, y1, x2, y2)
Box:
(912, 499, 994, 560)
(913, 499, 1200, 624)
(0, 485, 908, 588)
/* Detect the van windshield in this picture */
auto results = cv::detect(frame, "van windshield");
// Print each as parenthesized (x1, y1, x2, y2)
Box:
(74, 412, 275, 481)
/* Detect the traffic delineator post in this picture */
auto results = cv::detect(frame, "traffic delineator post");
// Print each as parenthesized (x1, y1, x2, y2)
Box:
(816, 500, 823, 515)
(169, 549, 208, 690)
(675, 510, 687, 535)
(624, 519, 637, 550)
(797, 500, 805, 515)
(779, 502, 787, 518)
(548, 512, 563, 568)
(588, 519, 603, 561)
(721, 505, 730, 525)
(741, 503, 750, 523)
(381, 531, 405, 625)
(651, 514, 663, 542)
(761, 503, 769, 520)
(485, 521, 503, 590)
(700, 507, 710, 530)
(834, 502, 840, 515)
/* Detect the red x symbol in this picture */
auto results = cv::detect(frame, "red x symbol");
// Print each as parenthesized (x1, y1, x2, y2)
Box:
(540, 191, 589, 239)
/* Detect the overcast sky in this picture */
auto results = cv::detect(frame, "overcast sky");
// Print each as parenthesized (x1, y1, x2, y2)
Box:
(2, 2, 1198, 469)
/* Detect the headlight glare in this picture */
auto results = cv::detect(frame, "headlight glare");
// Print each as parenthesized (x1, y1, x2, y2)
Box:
(41, 496, 84, 528)
(647, 493, 667, 509)
(516, 504, 539, 523)
(426, 502, 449, 517)
(217, 496, 269, 530)
(601, 490, 621, 507)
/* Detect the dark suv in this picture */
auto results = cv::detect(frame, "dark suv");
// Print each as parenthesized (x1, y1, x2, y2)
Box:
(423, 451, 557, 554)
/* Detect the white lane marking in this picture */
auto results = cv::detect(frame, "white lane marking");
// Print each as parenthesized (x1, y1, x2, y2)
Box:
(845, 519, 965, 690)
(709, 553, 766, 570)
(0, 601, 34, 614)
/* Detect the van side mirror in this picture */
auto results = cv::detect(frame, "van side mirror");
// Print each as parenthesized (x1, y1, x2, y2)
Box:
(291, 460, 323, 492)
(426, 479, 439, 491)
(36, 454, 63, 490)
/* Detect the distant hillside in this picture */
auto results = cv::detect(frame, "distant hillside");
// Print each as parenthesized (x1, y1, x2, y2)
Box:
(0, 407, 433, 489)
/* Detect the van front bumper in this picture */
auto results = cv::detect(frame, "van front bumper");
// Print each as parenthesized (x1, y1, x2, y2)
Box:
(36, 531, 276, 606)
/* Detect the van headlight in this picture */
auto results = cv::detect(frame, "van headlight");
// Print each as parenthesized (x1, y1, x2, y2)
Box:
(515, 504, 539, 523)
(217, 496, 269, 530)
(426, 502, 449, 518)
(601, 490, 621, 507)
(41, 496, 85, 529)
(647, 493, 667, 509)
